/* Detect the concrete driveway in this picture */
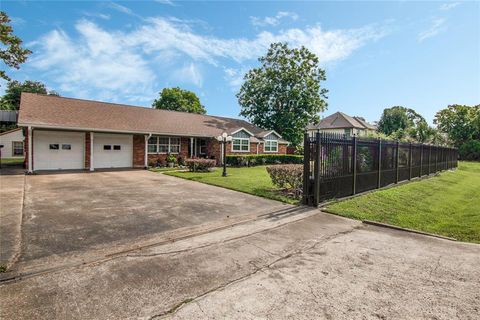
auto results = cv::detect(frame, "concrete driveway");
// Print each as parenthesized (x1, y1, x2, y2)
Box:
(8, 169, 290, 273)
(1, 210, 478, 320)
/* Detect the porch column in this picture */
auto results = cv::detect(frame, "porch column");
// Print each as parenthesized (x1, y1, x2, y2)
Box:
(27, 126, 33, 173)
(144, 134, 149, 168)
(190, 137, 194, 158)
(90, 132, 94, 171)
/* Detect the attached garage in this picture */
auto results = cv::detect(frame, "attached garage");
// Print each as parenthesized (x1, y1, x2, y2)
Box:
(33, 130, 85, 170)
(93, 133, 133, 169)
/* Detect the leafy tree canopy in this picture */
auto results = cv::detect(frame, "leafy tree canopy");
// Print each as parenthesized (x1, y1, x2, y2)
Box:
(434, 104, 480, 147)
(0, 80, 59, 110)
(377, 106, 427, 136)
(237, 42, 328, 146)
(1, 11, 32, 81)
(152, 87, 206, 114)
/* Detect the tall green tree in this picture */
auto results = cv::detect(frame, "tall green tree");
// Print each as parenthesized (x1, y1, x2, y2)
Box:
(377, 106, 427, 136)
(0, 80, 59, 110)
(1, 11, 32, 81)
(434, 104, 480, 147)
(152, 87, 206, 114)
(237, 42, 328, 146)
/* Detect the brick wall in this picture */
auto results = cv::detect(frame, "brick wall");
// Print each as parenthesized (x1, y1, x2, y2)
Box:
(147, 137, 190, 166)
(85, 133, 91, 169)
(133, 135, 145, 168)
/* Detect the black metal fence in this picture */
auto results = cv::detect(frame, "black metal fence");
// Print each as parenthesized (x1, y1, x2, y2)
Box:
(302, 132, 458, 206)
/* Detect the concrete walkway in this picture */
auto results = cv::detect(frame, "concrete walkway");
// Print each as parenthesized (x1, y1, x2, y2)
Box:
(1, 209, 479, 320)
(0, 169, 25, 269)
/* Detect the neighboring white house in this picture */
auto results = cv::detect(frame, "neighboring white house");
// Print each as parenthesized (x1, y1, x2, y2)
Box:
(0, 128, 24, 159)
(307, 112, 376, 137)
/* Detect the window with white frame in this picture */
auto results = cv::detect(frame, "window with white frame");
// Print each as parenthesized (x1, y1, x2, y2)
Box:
(148, 136, 181, 154)
(12, 141, 24, 156)
(232, 138, 249, 152)
(264, 140, 278, 152)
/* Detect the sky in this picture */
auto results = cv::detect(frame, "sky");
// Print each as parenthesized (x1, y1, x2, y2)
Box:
(2, 0, 479, 125)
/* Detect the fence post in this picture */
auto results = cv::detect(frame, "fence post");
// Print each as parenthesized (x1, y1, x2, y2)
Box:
(352, 135, 357, 195)
(302, 132, 310, 205)
(313, 132, 321, 206)
(377, 138, 382, 189)
(408, 142, 412, 180)
(395, 140, 399, 183)
(435, 146, 438, 172)
(420, 144, 423, 177)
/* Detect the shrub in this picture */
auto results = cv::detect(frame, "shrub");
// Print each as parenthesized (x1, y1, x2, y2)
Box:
(166, 154, 177, 164)
(459, 140, 480, 161)
(185, 158, 216, 172)
(226, 154, 303, 167)
(266, 164, 303, 198)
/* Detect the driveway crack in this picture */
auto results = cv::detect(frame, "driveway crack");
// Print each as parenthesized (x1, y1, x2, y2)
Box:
(148, 225, 361, 319)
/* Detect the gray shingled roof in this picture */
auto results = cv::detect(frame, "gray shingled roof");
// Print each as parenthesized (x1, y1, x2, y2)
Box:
(308, 112, 375, 130)
(18, 93, 289, 143)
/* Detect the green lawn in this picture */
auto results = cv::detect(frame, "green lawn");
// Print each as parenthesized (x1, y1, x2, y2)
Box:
(326, 162, 480, 243)
(149, 167, 187, 173)
(164, 166, 298, 204)
(0, 158, 23, 165)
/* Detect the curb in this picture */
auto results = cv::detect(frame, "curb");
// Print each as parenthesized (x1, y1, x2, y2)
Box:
(362, 220, 457, 242)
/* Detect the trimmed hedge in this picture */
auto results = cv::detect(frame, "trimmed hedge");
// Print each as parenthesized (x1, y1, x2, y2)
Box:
(266, 164, 303, 198)
(185, 158, 216, 172)
(226, 154, 303, 167)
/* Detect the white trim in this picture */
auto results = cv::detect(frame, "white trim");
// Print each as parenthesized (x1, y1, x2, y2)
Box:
(144, 133, 151, 168)
(17, 123, 211, 138)
(230, 127, 254, 137)
(231, 137, 250, 152)
(221, 143, 224, 165)
(27, 126, 32, 173)
(90, 132, 94, 171)
(262, 130, 282, 139)
(147, 136, 181, 154)
(264, 140, 278, 153)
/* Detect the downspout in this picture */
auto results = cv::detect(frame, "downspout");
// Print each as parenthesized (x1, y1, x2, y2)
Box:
(145, 133, 152, 168)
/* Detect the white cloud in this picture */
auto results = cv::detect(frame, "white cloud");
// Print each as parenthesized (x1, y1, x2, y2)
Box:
(83, 12, 111, 20)
(108, 2, 138, 17)
(29, 20, 155, 104)
(172, 63, 203, 86)
(29, 17, 388, 103)
(418, 18, 446, 42)
(224, 67, 248, 88)
(130, 17, 387, 64)
(250, 11, 299, 27)
(439, 2, 460, 11)
(155, 0, 176, 6)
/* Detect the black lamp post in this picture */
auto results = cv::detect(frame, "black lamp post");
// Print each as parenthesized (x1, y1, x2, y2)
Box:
(216, 132, 232, 177)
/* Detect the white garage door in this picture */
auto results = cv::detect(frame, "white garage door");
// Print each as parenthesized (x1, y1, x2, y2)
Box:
(93, 133, 133, 169)
(34, 130, 85, 170)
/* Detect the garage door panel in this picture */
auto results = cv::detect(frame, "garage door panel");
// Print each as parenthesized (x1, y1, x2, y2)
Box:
(93, 133, 133, 168)
(34, 131, 85, 170)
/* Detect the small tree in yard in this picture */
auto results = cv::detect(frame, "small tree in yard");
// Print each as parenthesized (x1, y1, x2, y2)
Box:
(237, 42, 328, 146)
(152, 87, 206, 114)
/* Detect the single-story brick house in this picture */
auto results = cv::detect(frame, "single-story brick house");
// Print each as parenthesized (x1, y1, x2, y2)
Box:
(18, 93, 289, 172)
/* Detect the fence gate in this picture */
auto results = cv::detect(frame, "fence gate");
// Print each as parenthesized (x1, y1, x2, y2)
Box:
(302, 132, 458, 206)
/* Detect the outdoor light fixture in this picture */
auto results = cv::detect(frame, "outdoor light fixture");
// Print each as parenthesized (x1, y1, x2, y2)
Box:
(216, 132, 233, 177)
